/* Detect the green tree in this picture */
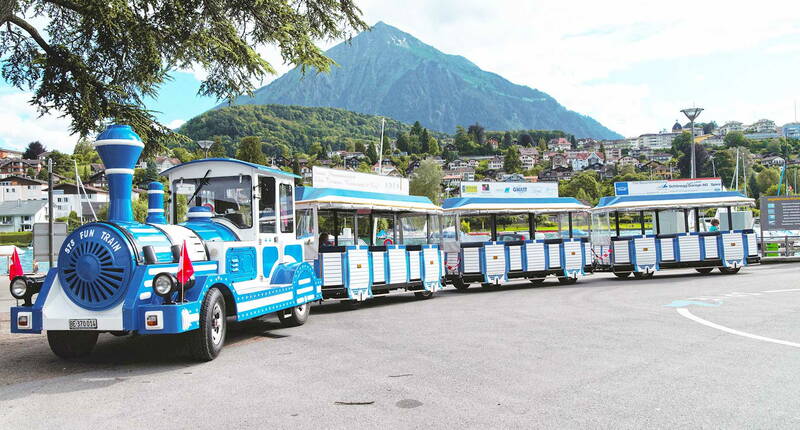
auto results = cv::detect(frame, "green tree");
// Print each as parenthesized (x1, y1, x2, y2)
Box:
(72, 138, 99, 165)
(2, 1, 367, 155)
(537, 138, 547, 152)
(210, 136, 227, 158)
(502, 131, 513, 149)
(409, 159, 443, 204)
(724, 132, 749, 148)
(560, 172, 602, 205)
(366, 142, 379, 164)
(504, 145, 522, 173)
(23, 141, 46, 159)
(44, 151, 74, 177)
(236, 136, 268, 165)
(172, 147, 194, 163)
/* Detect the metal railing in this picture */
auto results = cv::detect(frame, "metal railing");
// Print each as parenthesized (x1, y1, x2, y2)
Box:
(760, 235, 800, 258)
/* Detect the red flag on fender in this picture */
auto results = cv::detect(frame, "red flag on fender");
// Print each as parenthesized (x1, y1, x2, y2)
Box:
(9, 247, 23, 280)
(177, 240, 194, 285)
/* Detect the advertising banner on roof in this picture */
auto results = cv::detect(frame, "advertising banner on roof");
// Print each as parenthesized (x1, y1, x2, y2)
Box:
(614, 178, 723, 196)
(312, 166, 409, 195)
(459, 181, 558, 198)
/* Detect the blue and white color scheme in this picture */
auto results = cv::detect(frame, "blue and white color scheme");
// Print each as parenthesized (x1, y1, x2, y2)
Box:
(441, 195, 592, 288)
(591, 189, 758, 279)
(295, 180, 444, 304)
(10, 126, 321, 361)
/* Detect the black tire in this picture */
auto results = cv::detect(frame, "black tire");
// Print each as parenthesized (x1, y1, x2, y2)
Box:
(695, 268, 714, 274)
(451, 277, 470, 291)
(481, 282, 497, 289)
(614, 272, 631, 279)
(277, 303, 311, 327)
(47, 330, 99, 359)
(414, 290, 435, 300)
(719, 267, 741, 275)
(558, 277, 578, 285)
(529, 278, 546, 286)
(188, 287, 226, 362)
(632, 272, 655, 280)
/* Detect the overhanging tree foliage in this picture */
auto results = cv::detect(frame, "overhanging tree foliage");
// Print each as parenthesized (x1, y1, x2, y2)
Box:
(1, 0, 367, 155)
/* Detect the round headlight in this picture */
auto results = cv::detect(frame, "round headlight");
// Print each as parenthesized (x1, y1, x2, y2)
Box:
(10, 276, 28, 299)
(152, 273, 176, 297)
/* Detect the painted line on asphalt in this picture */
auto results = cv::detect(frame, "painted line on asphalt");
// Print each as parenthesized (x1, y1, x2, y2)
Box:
(677, 308, 800, 349)
(761, 288, 800, 294)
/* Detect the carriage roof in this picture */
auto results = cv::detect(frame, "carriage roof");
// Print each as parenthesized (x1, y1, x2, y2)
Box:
(593, 191, 754, 213)
(161, 158, 300, 179)
(295, 186, 441, 214)
(441, 197, 590, 214)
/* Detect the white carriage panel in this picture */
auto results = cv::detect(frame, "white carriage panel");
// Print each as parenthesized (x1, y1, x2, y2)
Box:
(612, 241, 630, 264)
(563, 241, 583, 271)
(583, 242, 591, 266)
(746, 233, 758, 256)
(387, 248, 408, 284)
(371, 251, 386, 284)
(423, 248, 440, 282)
(507, 245, 523, 271)
(440, 250, 445, 277)
(347, 249, 371, 288)
(408, 250, 421, 280)
(462, 247, 481, 273)
(547, 244, 562, 269)
(659, 238, 675, 261)
(704, 236, 719, 259)
(721, 232, 744, 261)
(484, 244, 506, 276)
(678, 235, 701, 261)
(525, 242, 546, 271)
(633, 237, 657, 266)
(322, 252, 343, 286)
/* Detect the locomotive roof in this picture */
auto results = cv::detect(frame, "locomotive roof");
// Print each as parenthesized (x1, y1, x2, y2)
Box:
(441, 197, 590, 214)
(593, 191, 754, 213)
(295, 186, 441, 214)
(161, 158, 300, 179)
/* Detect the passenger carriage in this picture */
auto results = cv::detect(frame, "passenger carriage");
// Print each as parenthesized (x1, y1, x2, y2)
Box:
(294, 170, 444, 308)
(9, 125, 321, 361)
(590, 179, 758, 279)
(441, 182, 592, 289)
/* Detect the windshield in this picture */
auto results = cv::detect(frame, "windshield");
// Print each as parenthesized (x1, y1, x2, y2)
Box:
(173, 175, 253, 228)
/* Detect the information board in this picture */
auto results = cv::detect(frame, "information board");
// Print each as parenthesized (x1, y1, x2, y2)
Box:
(759, 196, 800, 231)
(312, 166, 409, 195)
(614, 178, 723, 196)
(459, 181, 558, 198)
(33, 222, 68, 259)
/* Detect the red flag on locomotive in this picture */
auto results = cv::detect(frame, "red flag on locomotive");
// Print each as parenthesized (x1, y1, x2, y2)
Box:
(177, 240, 194, 285)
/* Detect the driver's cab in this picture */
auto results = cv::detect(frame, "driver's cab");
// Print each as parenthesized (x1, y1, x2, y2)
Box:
(164, 159, 303, 283)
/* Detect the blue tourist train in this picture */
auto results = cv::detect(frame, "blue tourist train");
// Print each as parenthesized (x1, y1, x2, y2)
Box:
(295, 182, 444, 307)
(9, 125, 320, 360)
(440, 182, 592, 289)
(590, 179, 759, 278)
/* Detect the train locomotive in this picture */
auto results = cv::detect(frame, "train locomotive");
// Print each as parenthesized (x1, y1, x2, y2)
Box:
(9, 125, 321, 361)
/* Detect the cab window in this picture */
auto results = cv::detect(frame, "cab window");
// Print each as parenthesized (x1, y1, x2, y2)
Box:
(173, 176, 252, 228)
(259, 177, 276, 233)
(279, 183, 294, 233)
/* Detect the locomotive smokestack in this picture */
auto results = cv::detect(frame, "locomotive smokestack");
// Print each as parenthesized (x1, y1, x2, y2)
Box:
(94, 125, 144, 223)
(146, 181, 167, 224)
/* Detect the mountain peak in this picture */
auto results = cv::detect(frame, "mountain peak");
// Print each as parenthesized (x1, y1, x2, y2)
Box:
(231, 23, 621, 139)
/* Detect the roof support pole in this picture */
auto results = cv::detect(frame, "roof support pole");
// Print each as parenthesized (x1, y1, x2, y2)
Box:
(694, 207, 701, 232)
(392, 213, 398, 244)
(568, 212, 574, 239)
(333, 210, 339, 246)
(490, 214, 497, 242)
(683, 209, 689, 233)
(655, 210, 661, 235)
(528, 213, 535, 241)
(726, 206, 734, 232)
(614, 211, 620, 237)
(639, 210, 646, 236)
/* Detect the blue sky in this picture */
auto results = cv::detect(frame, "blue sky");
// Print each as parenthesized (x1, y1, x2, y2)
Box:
(2, 0, 799, 152)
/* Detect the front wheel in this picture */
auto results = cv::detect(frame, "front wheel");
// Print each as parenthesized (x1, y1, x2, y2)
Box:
(719, 267, 741, 275)
(277, 303, 311, 327)
(558, 277, 578, 285)
(47, 331, 98, 359)
(695, 268, 714, 274)
(187, 287, 226, 361)
(451, 277, 470, 291)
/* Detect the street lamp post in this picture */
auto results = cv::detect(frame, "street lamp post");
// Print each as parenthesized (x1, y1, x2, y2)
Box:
(197, 140, 214, 159)
(680, 107, 703, 178)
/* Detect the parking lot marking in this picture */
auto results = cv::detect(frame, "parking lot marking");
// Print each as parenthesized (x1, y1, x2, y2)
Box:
(761, 288, 800, 294)
(677, 308, 800, 349)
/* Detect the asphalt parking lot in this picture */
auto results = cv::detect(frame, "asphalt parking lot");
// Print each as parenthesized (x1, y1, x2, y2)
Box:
(2, 263, 800, 428)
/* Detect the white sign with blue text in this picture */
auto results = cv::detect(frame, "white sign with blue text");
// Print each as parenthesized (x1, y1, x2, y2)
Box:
(312, 166, 409, 195)
(614, 178, 723, 196)
(460, 181, 558, 198)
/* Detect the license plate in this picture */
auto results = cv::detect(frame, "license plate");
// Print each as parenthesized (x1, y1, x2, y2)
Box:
(69, 319, 98, 330)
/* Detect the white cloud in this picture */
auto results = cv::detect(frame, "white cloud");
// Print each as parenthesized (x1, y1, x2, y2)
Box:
(166, 119, 186, 130)
(0, 89, 78, 153)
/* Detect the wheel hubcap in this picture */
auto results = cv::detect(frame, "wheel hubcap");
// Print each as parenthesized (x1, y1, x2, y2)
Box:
(210, 303, 223, 345)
